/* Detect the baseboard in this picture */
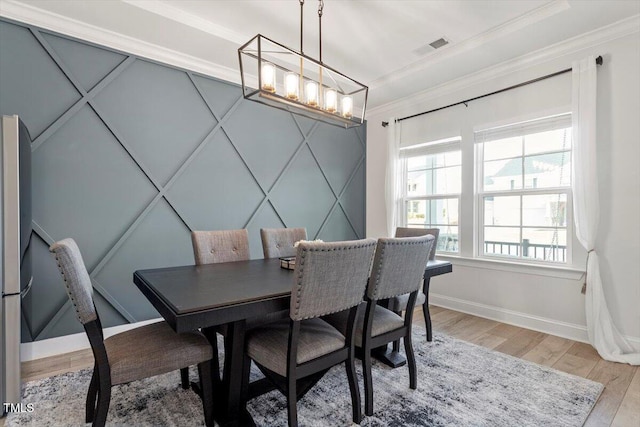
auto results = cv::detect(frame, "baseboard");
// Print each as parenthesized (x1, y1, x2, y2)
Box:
(20, 318, 163, 362)
(430, 293, 640, 350)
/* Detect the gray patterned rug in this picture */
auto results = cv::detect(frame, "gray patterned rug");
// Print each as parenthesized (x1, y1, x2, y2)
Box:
(7, 330, 602, 427)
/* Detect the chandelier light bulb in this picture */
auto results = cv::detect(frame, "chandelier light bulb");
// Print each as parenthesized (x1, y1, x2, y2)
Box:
(261, 62, 276, 93)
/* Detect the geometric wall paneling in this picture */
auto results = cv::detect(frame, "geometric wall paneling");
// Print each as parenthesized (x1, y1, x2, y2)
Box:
(0, 18, 366, 341)
(268, 145, 337, 239)
(307, 123, 366, 195)
(339, 161, 367, 237)
(31, 105, 158, 270)
(21, 234, 69, 340)
(40, 32, 127, 93)
(317, 206, 359, 243)
(191, 74, 246, 118)
(165, 129, 265, 232)
(92, 59, 216, 186)
(94, 199, 194, 321)
(223, 100, 306, 191)
(0, 22, 81, 138)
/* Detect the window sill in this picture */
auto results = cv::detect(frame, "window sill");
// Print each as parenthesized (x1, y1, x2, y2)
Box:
(436, 254, 585, 280)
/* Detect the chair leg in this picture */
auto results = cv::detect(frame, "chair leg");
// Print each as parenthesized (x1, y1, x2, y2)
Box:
(345, 358, 362, 424)
(198, 361, 215, 427)
(287, 374, 298, 427)
(392, 310, 402, 352)
(404, 333, 417, 390)
(93, 378, 111, 427)
(180, 367, 190, 389)
(423, 302, 433, 342)
(363, 349, 374, 416)
(85, 366, 98, 423)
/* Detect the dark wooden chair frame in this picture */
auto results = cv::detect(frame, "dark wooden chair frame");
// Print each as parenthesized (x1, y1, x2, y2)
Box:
(362, 290, 420, 416)
(242, 306, 362, 427)
(83, 304, 215, 427)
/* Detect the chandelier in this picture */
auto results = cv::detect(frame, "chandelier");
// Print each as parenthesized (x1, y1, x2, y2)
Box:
(238, 0, 368, 128)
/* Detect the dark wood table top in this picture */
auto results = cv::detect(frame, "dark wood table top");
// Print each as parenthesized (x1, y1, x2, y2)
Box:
(134, 258, 452, 333)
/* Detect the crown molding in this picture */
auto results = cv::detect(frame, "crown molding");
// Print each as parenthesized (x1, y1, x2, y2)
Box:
(368, 0, 571, 90)
(369, 14, 640, 119)
(121, 0, 247, 45)
(0, 0, 240, 84)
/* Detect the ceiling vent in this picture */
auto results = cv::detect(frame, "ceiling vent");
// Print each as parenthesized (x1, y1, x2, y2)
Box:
(412, 37, 450, 56)
(429, 37, 449, 49)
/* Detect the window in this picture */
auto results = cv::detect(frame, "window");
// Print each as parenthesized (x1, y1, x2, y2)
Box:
(476, 114, 572, 263)
(401, 137, 461, 253)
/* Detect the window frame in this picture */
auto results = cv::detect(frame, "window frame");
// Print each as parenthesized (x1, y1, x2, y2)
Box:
(400, 137, 462, 254)
(474, 115, 574, 266)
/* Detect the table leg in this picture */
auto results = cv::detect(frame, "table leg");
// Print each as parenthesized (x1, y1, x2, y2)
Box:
(423, 275, 433, 342)
(220, 320, 255, 427)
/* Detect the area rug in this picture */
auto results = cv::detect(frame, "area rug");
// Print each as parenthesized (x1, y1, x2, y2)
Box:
(7, 329, 602, 427)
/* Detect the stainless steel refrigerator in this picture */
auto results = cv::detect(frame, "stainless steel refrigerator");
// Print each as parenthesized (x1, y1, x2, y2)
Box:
(1, 115, 32, 413)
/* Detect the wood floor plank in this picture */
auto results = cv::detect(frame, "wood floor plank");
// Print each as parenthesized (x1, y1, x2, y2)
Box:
(584, 360, 637, 427)
(467, 332, 508, 350)
(493, 328, 547, 358)
(610, 366, 640, 427)
(485, 322, 522, 339)
(565, 341, 601, 362)
(552, 353, 598, 378)
(521, 335, 573, 367)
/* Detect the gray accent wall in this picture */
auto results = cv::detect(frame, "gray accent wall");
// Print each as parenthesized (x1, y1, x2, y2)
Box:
(0, 19, 366, 342)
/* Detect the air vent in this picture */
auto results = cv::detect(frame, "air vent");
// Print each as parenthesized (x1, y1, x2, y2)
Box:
(429, 37, 449, 49)
(412, 37, 450, 56)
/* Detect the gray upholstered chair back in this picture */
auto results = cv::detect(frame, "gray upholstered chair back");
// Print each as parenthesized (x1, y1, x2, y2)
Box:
(49, 238, 97, 325)
(395, 227, 440, 260)
(260, 227, 307, 259)
(291, 239, 377, 321)
(367, 235, 434, 301)
(191, 229, 250, 265)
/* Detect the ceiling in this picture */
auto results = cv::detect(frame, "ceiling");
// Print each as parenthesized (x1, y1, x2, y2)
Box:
(4, 0, 640, 110)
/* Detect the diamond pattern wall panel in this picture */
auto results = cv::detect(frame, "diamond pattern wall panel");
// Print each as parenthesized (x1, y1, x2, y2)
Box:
(0, 18, 366, 342)
(41, 32, 127, 92)
(93, 59, 216, 186)
(0, 22, 81, 138)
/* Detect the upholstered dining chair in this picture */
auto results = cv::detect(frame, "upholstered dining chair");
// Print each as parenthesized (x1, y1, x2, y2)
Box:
(185, 229, 251, 388)
(260, 227, 307, 259)
(324, 235, 434, 416)
(391, 227, 440, 343)
(243, 239, 377, 426)
(49, 238, 215, 427)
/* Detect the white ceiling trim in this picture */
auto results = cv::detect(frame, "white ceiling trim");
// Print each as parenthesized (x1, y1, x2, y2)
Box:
(121, 0, 248, 45)
(368, 14, 640, 119)
(368, 0, 571, 89)
(0, 0, 241, 84)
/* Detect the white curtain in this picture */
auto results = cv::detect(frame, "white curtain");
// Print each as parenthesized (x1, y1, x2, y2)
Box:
(572, 56, 640, 365)
(384, 118, 406, 237)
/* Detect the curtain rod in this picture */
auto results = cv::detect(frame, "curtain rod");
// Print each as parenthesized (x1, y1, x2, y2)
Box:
(381, 55, 603, 127)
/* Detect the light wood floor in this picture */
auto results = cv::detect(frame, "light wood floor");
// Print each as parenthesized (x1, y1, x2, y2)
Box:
(6, 307, 640, 427)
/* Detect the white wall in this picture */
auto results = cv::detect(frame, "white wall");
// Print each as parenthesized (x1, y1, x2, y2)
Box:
(366, 24, 640, 345)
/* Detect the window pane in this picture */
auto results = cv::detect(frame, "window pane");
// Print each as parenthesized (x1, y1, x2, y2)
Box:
(484, 159, 522, 191)
(430, 198, 458, 225)
(406, 200, 428, 225)
(524, 152, 571, 188)
(434, 166, 461, 194)
(443, 151, 462, 166)
(407, 170, 428, 196)
(524, 128, 572, 155)
(522, 228, 567, 262)
(483, 136, 522, 161)
(523, 194, 567, 227)
(484, 196, 520, 226)
(407, 156, 427, 171)
(438, 226, 459, 252)
(484, 227, 520, 257)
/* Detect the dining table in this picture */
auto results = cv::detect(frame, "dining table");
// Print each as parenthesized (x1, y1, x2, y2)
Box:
(133, 257, 453, 426)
